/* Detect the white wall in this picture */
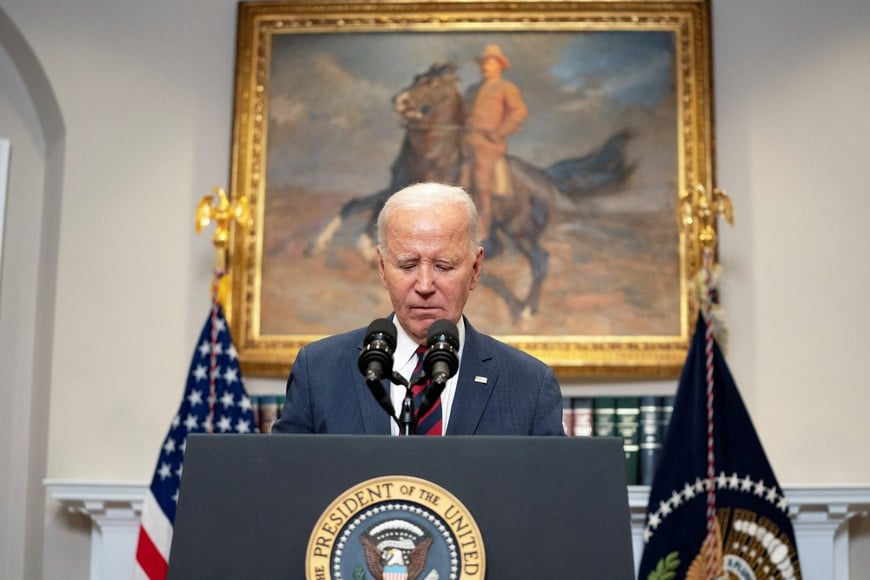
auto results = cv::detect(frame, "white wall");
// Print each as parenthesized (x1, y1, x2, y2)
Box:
(0, 138, 9, 270)
(713, 0, 870, 484)
(0, 0, 868, 578)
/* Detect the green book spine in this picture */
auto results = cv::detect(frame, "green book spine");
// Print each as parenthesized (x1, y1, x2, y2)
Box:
(639, 395, 662, 486)
(616, 397, 640, 486)
(592, 397, 617, 438)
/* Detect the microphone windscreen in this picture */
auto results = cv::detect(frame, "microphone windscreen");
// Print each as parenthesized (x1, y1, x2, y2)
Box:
(426, 319, 459, 347)
(366, 318, 397, 347)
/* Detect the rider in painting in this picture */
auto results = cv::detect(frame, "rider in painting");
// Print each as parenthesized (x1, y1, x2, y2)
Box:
(463, 44, 529, 246)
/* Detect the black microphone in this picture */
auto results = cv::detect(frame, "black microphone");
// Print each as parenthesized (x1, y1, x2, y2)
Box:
(358, 318, 397, 382)
(423, 319, 460, 385)
(358, 319, 398, 422)
(414, 319, 459, 422)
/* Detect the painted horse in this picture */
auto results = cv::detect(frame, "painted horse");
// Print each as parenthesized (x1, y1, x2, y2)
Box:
(305, 62, 633, 320)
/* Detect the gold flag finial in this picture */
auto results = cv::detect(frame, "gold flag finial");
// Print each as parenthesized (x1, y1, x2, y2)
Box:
(680, 182, 734, 350)
(195, 186, 254, 271)
(679, 183, 734, 249)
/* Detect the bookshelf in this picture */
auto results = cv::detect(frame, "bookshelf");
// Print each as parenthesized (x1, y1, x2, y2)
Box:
(251, 390, 676, 487)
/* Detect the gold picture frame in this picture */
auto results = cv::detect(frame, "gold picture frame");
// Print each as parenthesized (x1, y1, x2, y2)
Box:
(227, 0, 714, 378)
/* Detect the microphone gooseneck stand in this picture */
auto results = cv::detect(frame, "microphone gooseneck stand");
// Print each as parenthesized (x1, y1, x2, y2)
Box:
(358, 317, 460, 436)
(363, 370, 416, 434)
(399, 382, 417, 436)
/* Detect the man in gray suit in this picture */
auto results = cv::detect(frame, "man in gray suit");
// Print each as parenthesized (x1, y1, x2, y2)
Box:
(272, 182, 564, 436)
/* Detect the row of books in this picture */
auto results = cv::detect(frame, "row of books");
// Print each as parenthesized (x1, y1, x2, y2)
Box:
(251, 393, 673, 486)
(251, 394, 286, 434)
(563, 395, 675, 486)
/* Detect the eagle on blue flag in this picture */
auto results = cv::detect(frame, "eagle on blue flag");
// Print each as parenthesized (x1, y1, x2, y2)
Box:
(638, 312, 802, 579)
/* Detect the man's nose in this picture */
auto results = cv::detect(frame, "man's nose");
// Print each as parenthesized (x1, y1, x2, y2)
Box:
(415, 264, 435, 293)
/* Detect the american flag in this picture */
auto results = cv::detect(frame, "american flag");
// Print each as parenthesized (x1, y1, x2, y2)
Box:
(134, 300, 256, 579)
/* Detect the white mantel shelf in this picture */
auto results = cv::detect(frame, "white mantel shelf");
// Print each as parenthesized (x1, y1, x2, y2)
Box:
(46, 480, 870, 580)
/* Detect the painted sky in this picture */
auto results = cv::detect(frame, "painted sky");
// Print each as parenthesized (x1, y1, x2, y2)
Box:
(264, 30, 675, 193)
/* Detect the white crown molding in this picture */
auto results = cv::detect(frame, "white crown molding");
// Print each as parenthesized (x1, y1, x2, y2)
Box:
(47, 480, 870, 527)
(45, 480, 146, 519)
(628, 484, 870, 515)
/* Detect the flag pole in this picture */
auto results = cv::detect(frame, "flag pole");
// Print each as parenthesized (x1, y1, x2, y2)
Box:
(640, 183, 799, 579)
(194, 186, 254, 432)
(701, 244, 719, 578)
(135, 187, 256, 580)
(679, 182, 734, 579)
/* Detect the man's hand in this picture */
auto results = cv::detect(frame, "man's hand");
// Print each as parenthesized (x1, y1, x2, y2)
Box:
(483, 129, 502, 143)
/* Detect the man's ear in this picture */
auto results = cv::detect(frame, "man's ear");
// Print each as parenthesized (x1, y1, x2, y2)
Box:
(376, 246, 388, 288)
(469, 247, 484, 290)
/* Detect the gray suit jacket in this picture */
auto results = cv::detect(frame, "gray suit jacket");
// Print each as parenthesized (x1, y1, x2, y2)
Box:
(272, 318, 564, 435)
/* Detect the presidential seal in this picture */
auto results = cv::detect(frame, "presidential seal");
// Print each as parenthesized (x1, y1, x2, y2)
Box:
(306, 475, 485, 580)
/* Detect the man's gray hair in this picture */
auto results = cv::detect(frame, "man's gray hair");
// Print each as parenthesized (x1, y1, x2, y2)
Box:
(376, 182, 481, 256)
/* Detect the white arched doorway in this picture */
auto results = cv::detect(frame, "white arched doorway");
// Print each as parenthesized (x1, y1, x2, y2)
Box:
(0, 6, 65, 579)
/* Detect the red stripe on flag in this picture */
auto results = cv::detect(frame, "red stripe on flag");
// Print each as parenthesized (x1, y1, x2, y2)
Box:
(136, 526, 168, 580)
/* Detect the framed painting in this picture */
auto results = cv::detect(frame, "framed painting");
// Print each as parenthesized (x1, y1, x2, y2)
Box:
(226, 0, 715, 378)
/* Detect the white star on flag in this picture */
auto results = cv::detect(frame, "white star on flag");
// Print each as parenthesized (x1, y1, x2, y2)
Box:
(187, 389, 203, 406)
(192, 365, 208, 382)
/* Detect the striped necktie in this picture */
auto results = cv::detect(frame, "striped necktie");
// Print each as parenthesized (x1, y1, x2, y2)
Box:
(411, 346, 442, 436)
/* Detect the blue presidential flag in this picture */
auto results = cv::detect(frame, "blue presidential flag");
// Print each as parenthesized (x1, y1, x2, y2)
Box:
(638, 313, 802, 579)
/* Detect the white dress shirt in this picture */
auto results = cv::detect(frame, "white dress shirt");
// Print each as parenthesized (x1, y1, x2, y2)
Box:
(388, 318, 466, 435)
